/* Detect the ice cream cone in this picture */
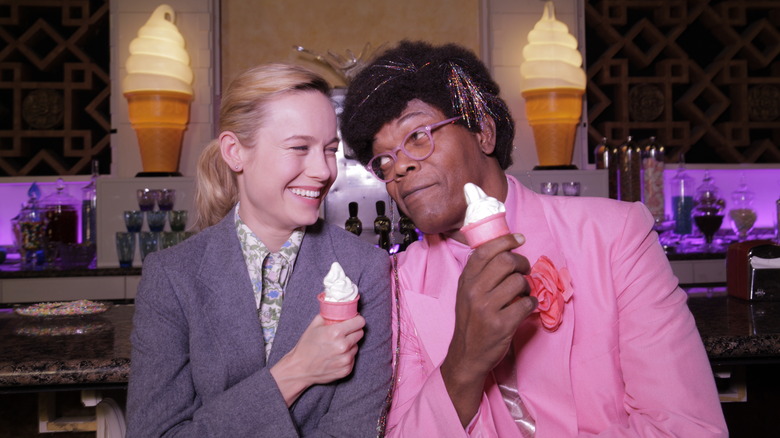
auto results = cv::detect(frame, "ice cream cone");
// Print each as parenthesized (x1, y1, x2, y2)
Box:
(318, 292, 360, 325)
(461, 212, 510, 248)
(125, 90, 192, 174)
(522, 88, 583, 168)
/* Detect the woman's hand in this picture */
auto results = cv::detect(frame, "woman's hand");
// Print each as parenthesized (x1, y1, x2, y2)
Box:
(441, 233, 537, 426)
(270, 314, 365, 407)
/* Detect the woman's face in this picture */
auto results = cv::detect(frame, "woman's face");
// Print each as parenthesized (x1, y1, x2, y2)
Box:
(236, 90, 338, 239)
(372, 99, 491, 236)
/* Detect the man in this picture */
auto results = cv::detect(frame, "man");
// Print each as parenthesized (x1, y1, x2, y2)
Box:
(341, 40, 727, 437)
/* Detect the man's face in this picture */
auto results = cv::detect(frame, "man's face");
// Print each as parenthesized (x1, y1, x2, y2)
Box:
(372, 99, 491, 235)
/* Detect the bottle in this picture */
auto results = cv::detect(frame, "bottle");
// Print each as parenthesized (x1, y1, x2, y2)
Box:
(81, 160, 99, 246)
(618, 136, 641, 202)
(398, 212, 418, 251)
(729, 175, 757, 241)
(642, 137, 665, 223)
(374, 200, 391, 252)
(595, 137, 609, 169)
(670, 158, 695, 236)
(595, 137, 619, 199)
(344, 201, 362, 236)
(692, 171, 725, 248)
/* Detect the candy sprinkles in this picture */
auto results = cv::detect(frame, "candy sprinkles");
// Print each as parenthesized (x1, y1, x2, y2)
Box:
(15, 299, 108, 317)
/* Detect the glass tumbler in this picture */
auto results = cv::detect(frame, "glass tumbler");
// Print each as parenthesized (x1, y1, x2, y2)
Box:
(562, 181, 581, 196)
(160, 232, 181, 249)
(139, 232, 159, 262)
(158, 189, 176, 211)
(115, 232, 136, 268)
(137, 188, 158, 211)
(146, 211, 167, 232)
(123, 210, 144, 232)
(168, 210, 188, 232)
(540, 182, 559, 196)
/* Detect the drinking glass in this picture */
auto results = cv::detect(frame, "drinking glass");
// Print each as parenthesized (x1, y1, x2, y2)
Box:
(139, 232, 159, 262)
(146, 211, 167, 232)
(540, 182, 558, 196)
(562, 181, 581, 196)
(158, 189, 176, 211)
(168, 210, 188, 232)
(137, 188, 158, 211)
(160, 232, 181, 249)
(115, 232, 136, 268)
(123, 210, 143, 232)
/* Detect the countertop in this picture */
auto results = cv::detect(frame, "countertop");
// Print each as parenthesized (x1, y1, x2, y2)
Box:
(686, 286, 780, 364)
(0, 287, 778, 389)
(0, 304, 132, 389)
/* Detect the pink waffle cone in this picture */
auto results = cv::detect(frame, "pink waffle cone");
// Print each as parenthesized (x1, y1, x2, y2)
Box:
(460, 212, 510, 248)
(318, 292, 360, 325)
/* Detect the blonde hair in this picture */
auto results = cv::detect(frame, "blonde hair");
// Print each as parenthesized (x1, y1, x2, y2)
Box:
(194, 64, 331, 230)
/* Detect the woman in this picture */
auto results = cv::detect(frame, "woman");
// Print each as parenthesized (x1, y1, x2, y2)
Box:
(127, 64, 392, 437)
(340, 41, 727, 437)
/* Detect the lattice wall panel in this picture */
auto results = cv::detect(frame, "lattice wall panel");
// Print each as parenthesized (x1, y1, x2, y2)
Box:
(0, 0, 110, 176)
(585, 0, 780, 164)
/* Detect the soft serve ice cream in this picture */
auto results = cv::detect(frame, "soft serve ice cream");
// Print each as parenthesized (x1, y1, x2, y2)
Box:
(318, 262, 360, 324)
(323, 262, 359, 302)
(520, 1, 586, 168)
(460, 183, 510, 248)
(123, 4, 193, 174)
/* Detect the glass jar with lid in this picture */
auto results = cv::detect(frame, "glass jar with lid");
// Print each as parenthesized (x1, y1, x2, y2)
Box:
(12, 182, 44, 269)
(692, 171, 725, 249)
(729, 176, 757, 241)
(41, 178, 80, 266)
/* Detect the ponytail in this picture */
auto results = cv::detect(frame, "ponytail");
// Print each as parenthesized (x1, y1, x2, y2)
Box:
(193, 140, 238, 230)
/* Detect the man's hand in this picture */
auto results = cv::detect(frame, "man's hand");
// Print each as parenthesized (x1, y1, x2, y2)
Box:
(441, 233, 537, 426)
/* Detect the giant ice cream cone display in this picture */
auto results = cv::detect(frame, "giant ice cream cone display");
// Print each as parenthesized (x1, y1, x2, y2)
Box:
(123, 5, 193, 175)
(520, 1, 586, 169)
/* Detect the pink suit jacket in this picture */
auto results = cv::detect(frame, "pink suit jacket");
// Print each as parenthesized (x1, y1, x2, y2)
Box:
(386, 175, 727, 437)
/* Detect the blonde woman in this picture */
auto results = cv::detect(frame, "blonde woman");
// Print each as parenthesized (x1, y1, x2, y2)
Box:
(127, 64, 392, 437)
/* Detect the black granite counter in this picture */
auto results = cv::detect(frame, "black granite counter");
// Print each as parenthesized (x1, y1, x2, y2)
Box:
(0, 288, 777, 389)
(686, 286, 780, 364)
(0, 304, 132, 389)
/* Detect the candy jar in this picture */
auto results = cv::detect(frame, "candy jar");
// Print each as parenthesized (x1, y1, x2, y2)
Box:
(12, 183, 44, 269)
(670, 159, 695, 237)
(729, 177, 757, 241)
(41, 178, 79, 267)
(692, 171, 725, 250)
(642, 137, 665, 224)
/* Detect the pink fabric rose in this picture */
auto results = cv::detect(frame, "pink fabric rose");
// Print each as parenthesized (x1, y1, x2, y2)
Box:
(525, 256, 573, 331)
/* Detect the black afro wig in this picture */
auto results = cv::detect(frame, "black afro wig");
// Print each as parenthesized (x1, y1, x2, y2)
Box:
(340, 40, 514, 169)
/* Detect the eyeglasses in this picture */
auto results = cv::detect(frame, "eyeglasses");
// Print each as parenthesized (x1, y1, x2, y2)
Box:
(367, 116, 461, 182)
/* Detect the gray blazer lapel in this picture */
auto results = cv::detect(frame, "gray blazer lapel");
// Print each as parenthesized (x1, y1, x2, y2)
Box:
(198, 214, 267, 372)
(268, 220, 335, 366)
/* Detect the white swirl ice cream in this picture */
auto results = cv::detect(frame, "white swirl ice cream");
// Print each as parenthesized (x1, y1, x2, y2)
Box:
(520, 1, 586, 93)
(463, 183, 506, 226)
(460, 183, 511, 248)
(122, 4, 193, 95)
(323, 262, 358, 302)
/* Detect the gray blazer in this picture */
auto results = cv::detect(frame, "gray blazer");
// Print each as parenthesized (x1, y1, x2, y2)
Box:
(126, 214, 392, 437)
